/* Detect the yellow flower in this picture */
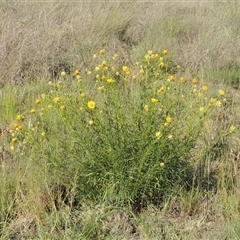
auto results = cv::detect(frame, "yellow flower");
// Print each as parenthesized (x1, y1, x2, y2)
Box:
(61, 71, 66, 77)
(98, 86, 104, 91)
(160, 162, 165, 167)
(10, 145, 14, 151)
(74, 69, 81, 76)
(89, 120, 94, 125)
(166, 116, 173, 124)
(99, 49, 106, 55)
(11, 137, 18, 143)
(159, 62, 164, 68)
(192, 78, 199, 84)
(60, 105, 65, 110)
(112, 54, 118, 60)
(155, 131, 162, 139)
(168, 134, 173, 139)
(53, 97, 61, 103)
(101, 75, 106, 80)
(157, 86, 165, 93)
(151, 98, 159, 103)
(101, 61, 107, 68)
(35, 99, 41, 105)
(122, 66, 131, 75)
(167, 75, 176, 82)
(29, 108, 36, 114)
(230, 125, 236, 133)
(95, 66, 100, 72)
(107, 78, 115, 83)
(199, 107, 205, 112)
(87, 71, 92, 75)
(41, 132, 46, 137)
(93, 54, 97, 59)
(87, 100, 96, 109)
(144, 105, 149, 111)
(13, 123, 22, 131)
(16, 114, 25, 121)
(219, 89, 226, 96)
(164, 122, 170, 127)
(99, 49, 105, 55)
(202, 85, 208, 91)
(162, 49, 168, 55)
(210, 98, 221, 107)
(180, 77, 186, 83)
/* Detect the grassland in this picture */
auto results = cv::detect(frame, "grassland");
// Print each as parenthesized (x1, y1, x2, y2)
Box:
(0, 1, 240, 239)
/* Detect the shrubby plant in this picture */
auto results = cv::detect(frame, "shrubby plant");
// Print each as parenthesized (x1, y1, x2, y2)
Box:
(8, 49, 235, 210)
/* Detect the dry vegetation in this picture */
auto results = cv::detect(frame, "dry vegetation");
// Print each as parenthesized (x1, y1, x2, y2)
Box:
(1, 1, 240, 85)
(0, 1, 240, 239)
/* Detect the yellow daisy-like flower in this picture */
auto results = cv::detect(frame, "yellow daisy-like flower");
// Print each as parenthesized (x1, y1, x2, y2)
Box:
(107, 78, 115, 83)
(99, 49, 105, 55)
(95, 66, 100, 72)
(10, 145, 14, 151)
(230, 125, 236, 133)
(159, 62, 164, 68)
(155, 131, 162, 139)
(53, 97, 61, 103)
(157, 86, 165, 93)
(11, 137, 18, 143)
(35, 99, 41, 105)
(192, 78, 199, 84)
(12, 123, 21, 130)
(199, 107, 205, 112)
(87, 100, 96, 109)
(16, 114, 25, 121)
(151, 98, 159, 103)
(180, 77, 186, 83)
(202, 85, 208, 91)
(162, 49, 168, 55)
(101, 75, 106, 81)
(98, 86, 104, 91)
(74, 69, 81, 76)
(219, 89, 226, 96)
(101, 61, 107, 68)
(41, 132, 46, 137)
(89, 120, 94, 125)
(144, 105, 149, 111)
(159, 162, 165, 167)
(61, 71, 66, 77)
(168, 134, 173, 139)
(122, 66, 131, 75)
(112, 54, 118, 60)
(210, 98, 221, 107)
(166, 116, 173, 124)
(29, 108, 36, 114)
(167, 75, 176, 82)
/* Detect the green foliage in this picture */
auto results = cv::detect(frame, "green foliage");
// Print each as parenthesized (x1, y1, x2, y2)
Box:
(7, 50, 235, 211)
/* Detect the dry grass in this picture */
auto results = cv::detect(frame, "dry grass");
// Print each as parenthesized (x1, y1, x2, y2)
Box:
(1, 1, 240, 85)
